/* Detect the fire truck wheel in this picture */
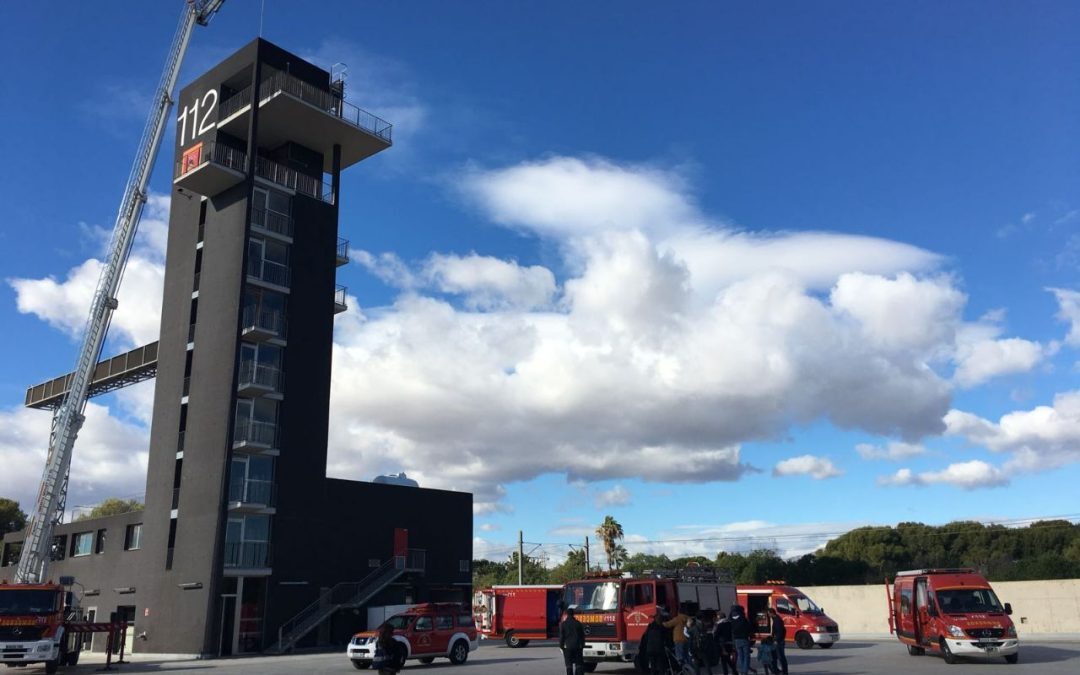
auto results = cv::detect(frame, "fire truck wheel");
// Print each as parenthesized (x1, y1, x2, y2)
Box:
(66, 649, 81, 666)
(44, 660, 59, 675)
(505, 631, 526, 648)
(448, 639, 470, 665)
(1005, 653, 1019, 664)
(907, 644, 925, 656)
(794, 631, 814, 650)
(940, 639, 958, 665)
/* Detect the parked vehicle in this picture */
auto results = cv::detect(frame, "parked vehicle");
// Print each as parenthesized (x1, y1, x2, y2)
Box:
(474, 585, 562, 647)
(736, 582, 840, 649)
(888, 568, 1019, 664)
(347, 602, 478, 669)
(562, 567, 736, 670)
(0, 579, 82, 673)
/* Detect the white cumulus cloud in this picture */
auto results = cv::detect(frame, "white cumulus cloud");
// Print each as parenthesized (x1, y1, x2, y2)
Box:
(1050, 287, 1080, 347)
(879, 460, 1009, 490)
(772, 455, 843, 480)
(594, 485, 632, 508)
(856, 441, 927, 461)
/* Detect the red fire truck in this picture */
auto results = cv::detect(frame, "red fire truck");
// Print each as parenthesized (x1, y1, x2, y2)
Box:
(562, 568, 736, 670)
(474, 585, 562, 647)
(0, 578, 82, 673)
(888, 568, 1019, 664)
(736, 582, 840, 649)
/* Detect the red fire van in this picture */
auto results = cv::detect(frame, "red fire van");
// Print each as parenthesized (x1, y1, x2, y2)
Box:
(473, 585, 562, 647)
(736, 583, 840, 649)
(888, 568, 1019, 664)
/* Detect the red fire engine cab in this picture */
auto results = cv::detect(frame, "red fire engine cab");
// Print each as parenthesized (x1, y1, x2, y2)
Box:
(562, 568, 736, 671)
(474, 585, 562, 647)
(888, 568, 1019, 665)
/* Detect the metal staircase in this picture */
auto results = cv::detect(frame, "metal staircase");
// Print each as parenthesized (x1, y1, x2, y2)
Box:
(270, 550, 426, 654)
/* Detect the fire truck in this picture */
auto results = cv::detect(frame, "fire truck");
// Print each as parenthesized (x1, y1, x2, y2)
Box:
(562, 568, 736, 670)
(888, 568, 1019, 665)
(0, 577, 82, 673)
(473, 585, 562, 647)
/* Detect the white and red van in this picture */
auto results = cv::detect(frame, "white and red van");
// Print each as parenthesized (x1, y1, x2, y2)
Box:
(888, 568, 1019, 664)
(347, 602, 478, 669)
(473, 585, 562, 647)
(737, 583, 840, 649)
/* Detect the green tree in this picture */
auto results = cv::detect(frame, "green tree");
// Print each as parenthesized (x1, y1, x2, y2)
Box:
(0, 498, 28, 538)
(595, 516, 625, 571)
(549, 549, 589, 584)
(75, 498, 143, 521)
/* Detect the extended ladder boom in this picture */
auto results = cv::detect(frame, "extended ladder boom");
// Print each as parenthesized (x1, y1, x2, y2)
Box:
(15, 0, 227, 584)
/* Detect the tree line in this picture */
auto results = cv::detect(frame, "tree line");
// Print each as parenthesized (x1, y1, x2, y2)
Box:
(474, 518, 1080, 589)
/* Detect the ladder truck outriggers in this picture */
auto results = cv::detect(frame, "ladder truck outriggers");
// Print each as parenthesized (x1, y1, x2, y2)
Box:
(2, 2, 226, 671)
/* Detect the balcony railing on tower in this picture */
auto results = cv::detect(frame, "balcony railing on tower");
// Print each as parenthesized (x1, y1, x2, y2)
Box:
(224, 541, 271, 569)
(233, 419, 279, 452)
(251, 207, 294, 240)
(254, 156, 334, 204)
(333, 285, 348, 314)
(247, 258, 291, 290)
(237, 362, 282, 397)
(173, 141, 248, 196)
(241, 307, 286, 343)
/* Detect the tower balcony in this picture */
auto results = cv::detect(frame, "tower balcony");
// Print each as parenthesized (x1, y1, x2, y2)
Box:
(232, 419, 280, 455)
(241, 307, 286, 344)
(227, 480, 276, 512)
(237, 363, 283, 398)
(247, 259, 291, 292)
(255, 156, 334, 204)
(251, 206, 294, 242)
(336, 237, 349, 267)
(174, 141, 247, 197)
(333, 285, 348, 314)
(224, 541, 272, 571)
(218, 68, 392, 172)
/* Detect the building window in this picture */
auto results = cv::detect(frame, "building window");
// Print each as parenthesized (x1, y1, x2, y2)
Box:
(224, 514, 270, 568)
(459, 560, 470, 573)
(71, 532, 94, 557)
(95, 529, 107, 554)
(124, 523, 143, 551)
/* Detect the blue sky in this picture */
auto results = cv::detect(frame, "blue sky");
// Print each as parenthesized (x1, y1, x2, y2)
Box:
(1, 0, 1078, 565)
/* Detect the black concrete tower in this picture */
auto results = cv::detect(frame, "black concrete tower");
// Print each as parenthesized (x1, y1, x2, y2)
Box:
(4, 37, 473, 659)
(140, 39, 389, 655)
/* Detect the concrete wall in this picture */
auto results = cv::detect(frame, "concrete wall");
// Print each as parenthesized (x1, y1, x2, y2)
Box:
(800, 579, 1080, 637)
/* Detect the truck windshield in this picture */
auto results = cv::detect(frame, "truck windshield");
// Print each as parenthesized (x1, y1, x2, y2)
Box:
(0, 590, 57, 616)
(935, 588, 1003, 614)
(564, 581, 620, 612)
(383, 614, 415, 630)
(791, 594, 822, 614)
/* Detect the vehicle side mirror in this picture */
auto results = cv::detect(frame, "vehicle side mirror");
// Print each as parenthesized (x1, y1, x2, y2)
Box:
(1004, 603, 1012, 615)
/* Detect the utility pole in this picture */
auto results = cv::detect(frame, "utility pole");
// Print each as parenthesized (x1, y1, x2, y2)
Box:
(518, 530, 524, 584)
(584, 536, 590, 572)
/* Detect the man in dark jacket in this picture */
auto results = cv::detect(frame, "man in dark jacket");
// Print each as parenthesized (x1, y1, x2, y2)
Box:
(641, 613, 669, 675)
(559, 608, 587, 675)
(767, 608, 788, 675)
(713, 612, 734, 675)
(730, 606, 753, 675)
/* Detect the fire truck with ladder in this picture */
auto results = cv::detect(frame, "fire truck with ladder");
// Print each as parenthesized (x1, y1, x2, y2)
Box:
(2, 1, 227, 671)
(561, 567, 736, 671)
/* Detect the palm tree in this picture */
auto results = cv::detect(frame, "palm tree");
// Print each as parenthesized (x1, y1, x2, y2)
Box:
(611, 544, 629, 571)
(596, 515, 625, 570)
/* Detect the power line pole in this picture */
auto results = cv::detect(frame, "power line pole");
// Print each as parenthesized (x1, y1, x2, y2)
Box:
(584, 536, 590, 572)
(518, 530, 524, 584)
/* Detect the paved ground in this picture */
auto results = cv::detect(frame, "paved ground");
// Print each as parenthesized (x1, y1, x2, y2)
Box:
(42, 639, 1080, 674)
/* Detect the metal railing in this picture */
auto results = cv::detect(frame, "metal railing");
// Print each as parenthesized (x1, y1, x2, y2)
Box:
(334, 285, 347, 310)
(271, 551, 425, 653)
(247, 258, 291, 288)
(224, 541, 271, 568)
(233, 419, 278, 447)
(237, 363, 281, 392)
(228, 479, 275, 506)
(336, 237, 349, 262)
(220, 68, 392, 144)
(254, 156, 334, 204)
(174, 141, 247, 179)
(251, 207, 294, 238)
(241, 307, 285, 337)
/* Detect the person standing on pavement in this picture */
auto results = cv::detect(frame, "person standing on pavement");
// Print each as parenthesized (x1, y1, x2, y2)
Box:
(713, 612, 735, 675)
(664, 604, 692, 669)
(643, 612, 670, 675)
(767, 608, 788, 675)
(729, 605, 753, 675)
(559, 607, 586, 675)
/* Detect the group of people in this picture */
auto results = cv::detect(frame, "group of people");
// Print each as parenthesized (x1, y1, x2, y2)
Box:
(560, 603, 789, 675)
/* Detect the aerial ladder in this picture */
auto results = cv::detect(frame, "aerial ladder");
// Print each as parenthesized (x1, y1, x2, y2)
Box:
(15, 0, 228, 584)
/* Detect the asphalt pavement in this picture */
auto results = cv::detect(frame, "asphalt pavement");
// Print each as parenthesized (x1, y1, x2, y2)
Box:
(56, 638, 1080, 674)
